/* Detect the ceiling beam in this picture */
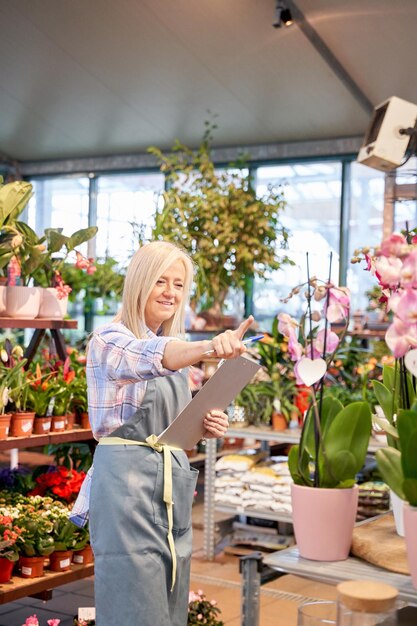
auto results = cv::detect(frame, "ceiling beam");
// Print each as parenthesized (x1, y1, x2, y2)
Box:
(286, 0, 374, 115)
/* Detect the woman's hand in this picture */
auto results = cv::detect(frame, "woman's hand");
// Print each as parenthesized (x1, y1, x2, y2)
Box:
(203, 409, 228, 439)
(210, 315, 254, 359)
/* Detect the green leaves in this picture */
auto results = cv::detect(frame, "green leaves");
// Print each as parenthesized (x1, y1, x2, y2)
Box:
(289, 399, 372, 489)
(148, 127, 291, 311)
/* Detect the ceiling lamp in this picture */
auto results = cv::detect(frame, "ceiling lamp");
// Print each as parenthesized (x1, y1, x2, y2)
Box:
(273, 1, 294, 29)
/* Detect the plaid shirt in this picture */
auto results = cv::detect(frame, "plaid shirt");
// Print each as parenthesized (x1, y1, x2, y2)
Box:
(70, 322, 178, 527)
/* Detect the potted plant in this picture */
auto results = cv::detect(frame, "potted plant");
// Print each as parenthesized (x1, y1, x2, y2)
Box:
(147, 122, 292, 324)
(15, 509, 55, 577)
(188, 589, 224, 626)
(0, 339, 32, 438)
(376, 406, 417, 589)
(279, 260, 372, 560)
(72, 524, 93, 565)
(0, 512, 23, 582)
(44, 506, 77, 571)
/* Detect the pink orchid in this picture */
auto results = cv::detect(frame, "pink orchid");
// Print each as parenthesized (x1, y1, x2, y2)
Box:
(385, 317, 417, 358)
(277, 312, 298, 337)
(314, 329, 340, 355)
(288, 332, 304, 361)
(400, 250, 417, 288)
(47, 620, 61, 626)
(394, 289, 417, 326)
(379, 232, 408, 257)
(23, 617, 39, 626)
(374, 256, 402, 288)
(74, 251, 90, 270)
(324, 287, 350, 323)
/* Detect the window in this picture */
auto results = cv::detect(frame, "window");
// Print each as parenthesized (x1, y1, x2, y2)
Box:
(253, 162, 342, 327)
(96, 172, 164, 264)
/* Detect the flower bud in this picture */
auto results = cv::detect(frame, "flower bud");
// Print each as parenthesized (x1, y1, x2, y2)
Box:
(11, 234, 23, 248)
(0, 349, 8, 363)
(313, 286, 327, 301)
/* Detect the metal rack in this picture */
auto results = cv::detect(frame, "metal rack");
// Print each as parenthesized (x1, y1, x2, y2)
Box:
(202, 426, 387, 560)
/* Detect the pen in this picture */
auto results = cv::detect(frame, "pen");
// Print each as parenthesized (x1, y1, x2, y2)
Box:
(203, 334, 264, 356)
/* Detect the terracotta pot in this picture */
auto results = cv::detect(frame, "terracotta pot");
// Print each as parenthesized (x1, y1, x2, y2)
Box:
(291, 483, 358, 561)
(50, 414, 66, 432)
(19, 555, 45, 578)
(72, 544, 94, 565)
(80, 411, 90, 429)
(49, 550, 73, 572)
(5, 286, 41, 319)
(33, 416, 52, 435)
(10, 412, 35, 437)
(271, 412, 288, 431)
(404, 503, 417, 590)
(0, 557, 14, 583)
(66, 412, 76, 430)
(0, 413, 11, 440)
(37, 287, 68, 319)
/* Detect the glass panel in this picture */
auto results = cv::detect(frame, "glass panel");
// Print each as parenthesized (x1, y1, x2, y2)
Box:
(29, 176, 90, 240)
(253, 162, 342, 330)
(347, 162, 385, 317)
(394, 156, 417, 232)
(96, 172, 164, 264)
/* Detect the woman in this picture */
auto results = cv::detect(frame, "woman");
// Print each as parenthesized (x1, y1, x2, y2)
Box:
(71, 241, 254, 626)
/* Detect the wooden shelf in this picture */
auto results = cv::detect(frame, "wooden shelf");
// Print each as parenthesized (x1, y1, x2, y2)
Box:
(0, 318, 77, 330)
(0, 429, 94, 451)
(0, 563, 94, 605)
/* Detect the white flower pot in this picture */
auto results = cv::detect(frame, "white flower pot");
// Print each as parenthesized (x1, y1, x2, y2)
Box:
(37, 287, 68, 319)
(5, 286, 41, 319)
(0, 286, 6, 315)
(390, 489, 405, 537)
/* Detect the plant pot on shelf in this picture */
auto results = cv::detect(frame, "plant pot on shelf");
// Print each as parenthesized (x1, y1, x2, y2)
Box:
(37, 287, 68, 319)
(72, 544, 94, 565)
(226, 404, 248, 428)
(80, 412, 90, 429)
(66, 412, 76, 430)
(271, 412, 288, 431)
(49, 550, 73, 572)
(0, 557, 14, 583)
(50, 415, 67, 433)
(10, 412, 35, 437)
(33, 416, 52, 435)
(291, 483, 359, 561)
(5, 286, 41, 319)
(0, 413, 11, 440)
(19, 555, 45, 578)
(404, 504, 417, 590)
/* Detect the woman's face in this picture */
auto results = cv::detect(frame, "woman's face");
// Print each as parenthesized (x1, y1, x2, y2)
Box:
(144, 259, 186, 332)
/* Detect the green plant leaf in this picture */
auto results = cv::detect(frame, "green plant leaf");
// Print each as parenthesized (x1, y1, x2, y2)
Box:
(403, 478, 417, 507)
(66, 226, 98, 250)
(397, 410, 417, 479)
(375, 447, 405, 499)
(372, 380, 394, 422)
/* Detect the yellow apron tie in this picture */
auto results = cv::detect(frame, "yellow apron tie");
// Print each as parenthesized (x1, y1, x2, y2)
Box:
(99, 435, 181, 591)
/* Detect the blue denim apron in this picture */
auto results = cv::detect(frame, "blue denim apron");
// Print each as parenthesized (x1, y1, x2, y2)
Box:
(89, 370, 198, 626)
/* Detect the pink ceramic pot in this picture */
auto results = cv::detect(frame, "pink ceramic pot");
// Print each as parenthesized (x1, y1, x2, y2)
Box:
(404, 503, 417, 590)
(291, 483, 358, 561)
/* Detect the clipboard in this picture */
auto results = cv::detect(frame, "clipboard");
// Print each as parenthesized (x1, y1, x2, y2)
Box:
(157, 353, 261, 450)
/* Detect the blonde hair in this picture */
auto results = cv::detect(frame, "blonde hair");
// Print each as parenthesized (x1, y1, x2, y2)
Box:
(114, 241, 194, 338)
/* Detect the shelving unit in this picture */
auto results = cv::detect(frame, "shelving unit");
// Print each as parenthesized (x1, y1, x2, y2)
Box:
(203, 426, 388, 560)
(0, 563, 94, 605)
(0, 317, 96, 602)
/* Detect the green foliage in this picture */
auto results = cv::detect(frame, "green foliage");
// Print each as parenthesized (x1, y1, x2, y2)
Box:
(61, 256, 125, 312)
(376, 406, 417, 506)
(188, 590, 224, 626)
(16, 511, 55, 557)
(148, 123, 292, 311)
(288, 399, 372, 488)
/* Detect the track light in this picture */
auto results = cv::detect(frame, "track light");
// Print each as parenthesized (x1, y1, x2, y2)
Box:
(272, 2, 294, 29)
